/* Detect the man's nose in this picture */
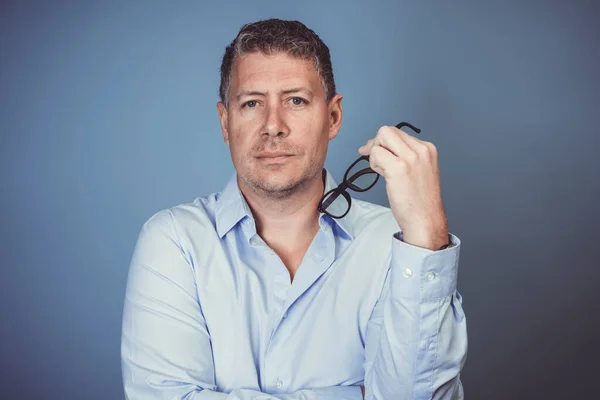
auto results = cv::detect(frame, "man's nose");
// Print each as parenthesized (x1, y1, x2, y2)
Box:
(263, 104, 290, 138)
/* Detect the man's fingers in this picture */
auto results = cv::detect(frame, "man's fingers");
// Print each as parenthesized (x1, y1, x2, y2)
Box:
(358, 139, 374, 155)
(359, 126, 436, 167)
(361, 126, 417, 157)
(374, 126, 411, 156)
(368, 145, 400, 177)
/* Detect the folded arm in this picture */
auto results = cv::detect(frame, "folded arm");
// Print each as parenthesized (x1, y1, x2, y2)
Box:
(121, 210, 362, 400)
(363, 232, 468, 400)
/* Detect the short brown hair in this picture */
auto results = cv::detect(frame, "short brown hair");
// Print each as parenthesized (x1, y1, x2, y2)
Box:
(219, 18, 336, 107)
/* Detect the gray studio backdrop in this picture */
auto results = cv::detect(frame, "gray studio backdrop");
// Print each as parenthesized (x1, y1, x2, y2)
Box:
(1, 1, 598, 399)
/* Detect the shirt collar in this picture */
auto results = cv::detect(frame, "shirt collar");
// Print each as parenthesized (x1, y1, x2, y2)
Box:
(215, 173, 253, 238)
(215, 169, 355, 240)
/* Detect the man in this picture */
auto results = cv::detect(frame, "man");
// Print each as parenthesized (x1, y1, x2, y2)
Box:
(121, 18, 467, 399)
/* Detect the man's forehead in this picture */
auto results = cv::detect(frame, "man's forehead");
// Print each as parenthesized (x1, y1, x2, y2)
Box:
(231, 52, 321, 87)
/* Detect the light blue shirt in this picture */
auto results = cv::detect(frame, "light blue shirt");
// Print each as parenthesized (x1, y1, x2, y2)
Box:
(121, 170, 467, 399)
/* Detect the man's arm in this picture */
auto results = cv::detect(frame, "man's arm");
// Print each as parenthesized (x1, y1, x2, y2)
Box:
(121, 210, 362, 400)
(362, 232, 467, 400)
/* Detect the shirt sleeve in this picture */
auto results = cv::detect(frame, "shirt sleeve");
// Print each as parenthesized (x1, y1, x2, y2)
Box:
(362, 231, 468, 400)
(121, 210, 364, 400)
(199, 386, 363, 400)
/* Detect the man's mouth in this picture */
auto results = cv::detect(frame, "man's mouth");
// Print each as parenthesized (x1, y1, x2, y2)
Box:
(256, 152, 295, 162)
(256, 152, 294, 158)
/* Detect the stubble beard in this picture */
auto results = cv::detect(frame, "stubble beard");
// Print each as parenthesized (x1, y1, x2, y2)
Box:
(240, 159, 322, 200)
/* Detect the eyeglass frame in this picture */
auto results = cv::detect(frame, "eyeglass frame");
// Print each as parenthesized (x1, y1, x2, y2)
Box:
(317, 122, 421, 219)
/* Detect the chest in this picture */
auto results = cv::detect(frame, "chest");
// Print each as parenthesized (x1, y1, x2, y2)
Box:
(190, 230, 391, 393)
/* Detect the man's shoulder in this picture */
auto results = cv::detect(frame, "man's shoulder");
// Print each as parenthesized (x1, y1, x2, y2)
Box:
(140, 191, 222, 239)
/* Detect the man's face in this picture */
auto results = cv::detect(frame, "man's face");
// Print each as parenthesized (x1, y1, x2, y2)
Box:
(217, 51, 342, 198)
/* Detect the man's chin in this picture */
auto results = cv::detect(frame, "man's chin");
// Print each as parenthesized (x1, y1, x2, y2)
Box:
(243, 174, 307, 198)
(254, 179, 300, 195)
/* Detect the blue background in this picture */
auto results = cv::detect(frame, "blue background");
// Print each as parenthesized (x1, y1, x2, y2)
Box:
(1, 1, 599, 399)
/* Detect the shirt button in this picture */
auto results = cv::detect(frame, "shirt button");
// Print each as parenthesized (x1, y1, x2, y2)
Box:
(275, 379, 283, 388)
(403, 268, 413, 278)
(427, 272, 436, 281)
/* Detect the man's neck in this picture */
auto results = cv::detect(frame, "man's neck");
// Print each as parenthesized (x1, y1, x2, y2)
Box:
(238, 172, 325, 252)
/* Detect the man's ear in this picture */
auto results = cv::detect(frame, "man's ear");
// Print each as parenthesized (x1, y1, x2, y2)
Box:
(328, 94, 343, 141)
(217, 101, 229, 144)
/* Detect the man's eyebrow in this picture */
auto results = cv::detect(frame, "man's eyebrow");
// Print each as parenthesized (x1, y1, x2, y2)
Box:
(235, 90, 266, 101)
(235, 88, 314, 101)
(282, 88, 313, 96)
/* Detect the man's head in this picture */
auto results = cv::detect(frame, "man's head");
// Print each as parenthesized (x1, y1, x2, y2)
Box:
(217, 19, 343, 199)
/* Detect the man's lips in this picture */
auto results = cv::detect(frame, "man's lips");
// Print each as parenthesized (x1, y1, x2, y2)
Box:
(255, 152, 295, 159)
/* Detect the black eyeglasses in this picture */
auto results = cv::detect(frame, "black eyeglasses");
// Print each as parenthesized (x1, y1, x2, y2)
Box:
(318, 122, 421, 219)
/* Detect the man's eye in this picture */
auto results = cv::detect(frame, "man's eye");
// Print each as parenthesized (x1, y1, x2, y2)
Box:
(290, 97, 306, 106)
(244, 100, 258, 108)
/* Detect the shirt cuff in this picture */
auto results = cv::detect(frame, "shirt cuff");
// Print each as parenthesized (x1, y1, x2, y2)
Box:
(390, 231, 461, 301)
(313, 385, 363, 400)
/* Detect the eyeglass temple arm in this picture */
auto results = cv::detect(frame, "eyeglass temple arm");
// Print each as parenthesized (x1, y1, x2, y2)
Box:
(395, 121, 421, 134)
